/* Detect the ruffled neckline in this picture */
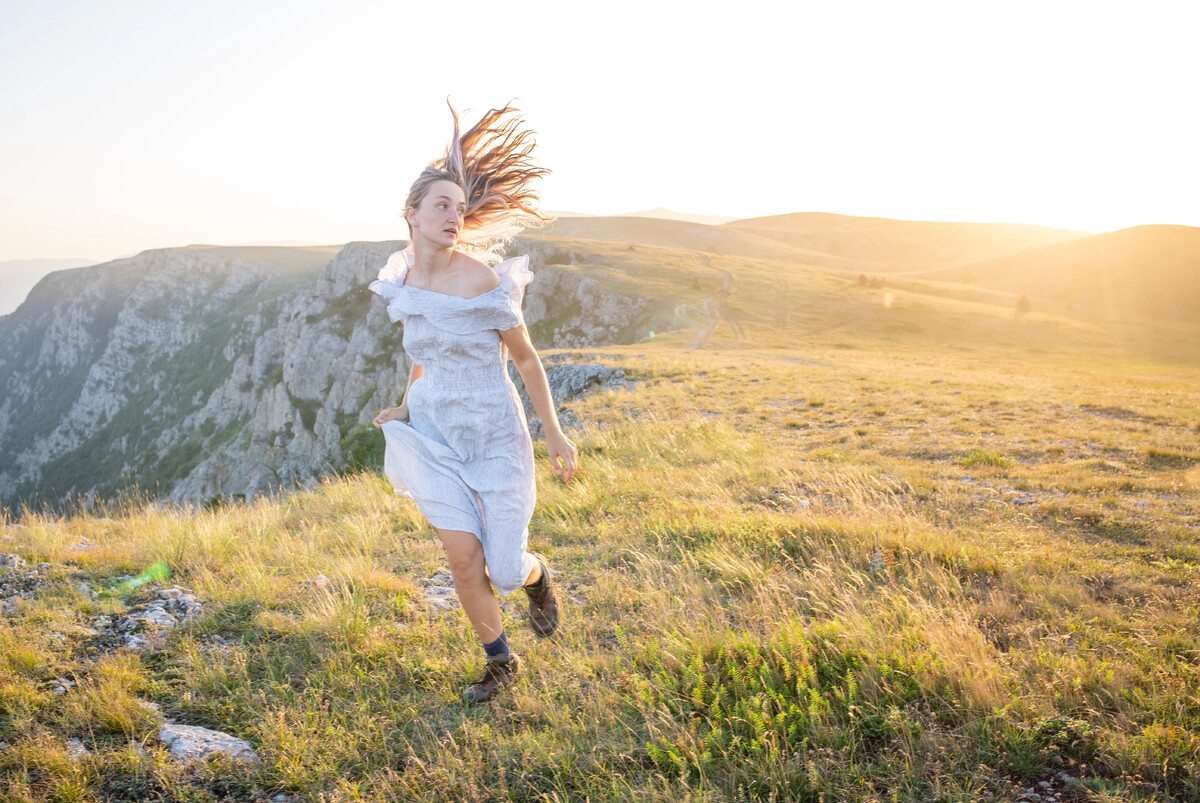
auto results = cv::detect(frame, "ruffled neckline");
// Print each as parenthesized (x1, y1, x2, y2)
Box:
(377, 246, 525, 304)
(368, 246, 534, 334)
(399, 264, 511, 302)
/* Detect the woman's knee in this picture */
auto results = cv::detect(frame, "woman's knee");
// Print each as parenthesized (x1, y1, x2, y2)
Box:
(486, 552, 533, 596)
(439, 529, 486, 579)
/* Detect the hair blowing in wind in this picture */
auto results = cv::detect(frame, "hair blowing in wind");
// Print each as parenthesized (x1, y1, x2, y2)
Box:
(406, 100, 554, 259)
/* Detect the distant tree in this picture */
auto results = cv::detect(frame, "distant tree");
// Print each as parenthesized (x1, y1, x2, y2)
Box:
(1017, 294, 1031, 314)
(869, 276, 885, 289)
(857, 274, 868, 286)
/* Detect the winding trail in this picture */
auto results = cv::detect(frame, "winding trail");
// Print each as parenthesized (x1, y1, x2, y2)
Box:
(674, 256, 744, 349)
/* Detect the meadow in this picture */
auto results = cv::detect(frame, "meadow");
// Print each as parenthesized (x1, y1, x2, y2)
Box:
(3, 234, 1200, 801)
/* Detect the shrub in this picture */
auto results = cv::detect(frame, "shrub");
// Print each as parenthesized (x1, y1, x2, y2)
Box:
(339, 423, 384, 472)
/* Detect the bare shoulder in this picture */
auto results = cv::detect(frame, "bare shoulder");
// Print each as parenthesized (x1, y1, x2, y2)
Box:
(451, 251, 502, 295)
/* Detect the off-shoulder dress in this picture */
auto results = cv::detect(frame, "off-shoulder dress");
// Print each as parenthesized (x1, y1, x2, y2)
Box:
(367, 247, 539, 595)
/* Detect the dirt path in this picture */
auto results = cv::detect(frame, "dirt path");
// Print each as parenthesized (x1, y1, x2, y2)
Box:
(674, 257, 743, 349)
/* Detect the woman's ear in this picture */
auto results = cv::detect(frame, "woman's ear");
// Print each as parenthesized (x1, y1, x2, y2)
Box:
(404, 206, 416, 227)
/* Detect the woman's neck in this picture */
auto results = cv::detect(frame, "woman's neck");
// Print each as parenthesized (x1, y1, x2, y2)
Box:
(409, 238, 455, 280)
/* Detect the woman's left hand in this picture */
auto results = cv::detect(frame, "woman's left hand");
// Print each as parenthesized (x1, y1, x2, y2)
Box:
(546, 430, 578, 482)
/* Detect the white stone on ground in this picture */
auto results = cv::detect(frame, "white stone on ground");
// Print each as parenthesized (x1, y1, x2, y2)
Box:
(136, 606, 179, 628)
(158, 723, 259, 762)
(420, 570, 459, 611)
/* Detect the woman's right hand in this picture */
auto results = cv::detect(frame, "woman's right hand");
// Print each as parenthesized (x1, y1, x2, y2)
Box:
(372, 404, 409, 429)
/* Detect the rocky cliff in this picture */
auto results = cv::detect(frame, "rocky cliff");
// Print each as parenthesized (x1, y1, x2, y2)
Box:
(0, 240, 647, 512)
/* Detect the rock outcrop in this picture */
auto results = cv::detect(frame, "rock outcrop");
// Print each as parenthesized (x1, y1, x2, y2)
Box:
(90, 585, 205, 651)
(0, 239, 646, 511)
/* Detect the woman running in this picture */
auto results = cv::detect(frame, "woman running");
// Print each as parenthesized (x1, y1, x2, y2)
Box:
(369, 101, 577, 703)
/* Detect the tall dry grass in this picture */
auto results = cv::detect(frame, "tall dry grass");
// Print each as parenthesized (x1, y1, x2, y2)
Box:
(2, 343, 1199, 801)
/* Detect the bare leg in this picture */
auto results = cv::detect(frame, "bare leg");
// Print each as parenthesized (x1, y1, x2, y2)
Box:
(437, 528, 503, 644)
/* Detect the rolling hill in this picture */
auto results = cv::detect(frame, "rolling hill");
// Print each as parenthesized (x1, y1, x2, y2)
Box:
(618, 206, 737, 225)
(925, 224, 1200, 321)
(3, 229, 1199, 802)
(543, 212, 1092, 276)
(4, 211, 1197, 513)
(722, 212, 1088, 271)
(539, 215, 863, 269)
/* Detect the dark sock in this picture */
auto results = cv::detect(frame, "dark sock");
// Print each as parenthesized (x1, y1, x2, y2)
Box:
(483, 632, 510, 662)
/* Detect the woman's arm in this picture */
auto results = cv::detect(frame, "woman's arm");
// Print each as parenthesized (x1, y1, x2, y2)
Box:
(372, 362, 422, 429)
(500, 324, 578, 482)
(402, 361, 423, 403)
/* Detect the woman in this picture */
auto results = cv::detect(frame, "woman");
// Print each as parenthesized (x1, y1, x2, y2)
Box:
(369, 102, 578, 703)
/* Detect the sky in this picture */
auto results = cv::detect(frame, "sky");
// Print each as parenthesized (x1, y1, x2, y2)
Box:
(2, 0, 1198, 263)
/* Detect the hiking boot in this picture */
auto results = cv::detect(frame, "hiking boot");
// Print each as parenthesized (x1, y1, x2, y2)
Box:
(462, 652, 521, 704)
(523, 553, 559, 637)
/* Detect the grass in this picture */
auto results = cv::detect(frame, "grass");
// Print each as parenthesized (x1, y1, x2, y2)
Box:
(961, 451, 1013, 469)
(4, 226, 1200, 799)
(2, 337, 1200, 801)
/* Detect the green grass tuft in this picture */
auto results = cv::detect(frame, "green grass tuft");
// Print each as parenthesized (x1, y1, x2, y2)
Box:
(961, 450, 1013, 468)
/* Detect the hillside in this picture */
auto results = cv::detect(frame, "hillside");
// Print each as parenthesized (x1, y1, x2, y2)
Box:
(540, 215, 862, 269)
(0, 257, 100, 316)
(2, 214, 1197, 514)
(168, 244, 343, 273)
(1, 341, 1198, 801)
(0, 239, 649, 512)
(924, 224, 1200, 321)
(524, 233, 1200, 365)
(619, 206, 737, 225)
(723, 212, 1088, 271)
(542, 213, 1091, 276)
(2, 212, 1200, 799)
(0, 245, 341, 511)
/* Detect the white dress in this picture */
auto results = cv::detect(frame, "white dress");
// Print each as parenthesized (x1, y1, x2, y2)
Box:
(367, 247, 538, 595)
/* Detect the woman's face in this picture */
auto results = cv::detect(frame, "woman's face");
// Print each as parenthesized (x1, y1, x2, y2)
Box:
(408, 179, 466, 248)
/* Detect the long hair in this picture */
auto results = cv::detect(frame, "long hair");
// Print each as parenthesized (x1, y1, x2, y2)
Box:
(404, 100, 554, 262)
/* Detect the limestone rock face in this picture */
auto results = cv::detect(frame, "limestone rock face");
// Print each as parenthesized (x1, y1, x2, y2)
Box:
(515, 238, 649, 348)
(0, 239, 645, 510)
(509, 355, 632, 438)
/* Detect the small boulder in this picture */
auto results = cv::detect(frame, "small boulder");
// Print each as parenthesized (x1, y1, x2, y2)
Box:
(158, 723, 259, 762)
(420, 570, 459, 611)
(301, 574, 331, 590)
(1, 554, 27, 571)
(136, 607, 179, 628)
